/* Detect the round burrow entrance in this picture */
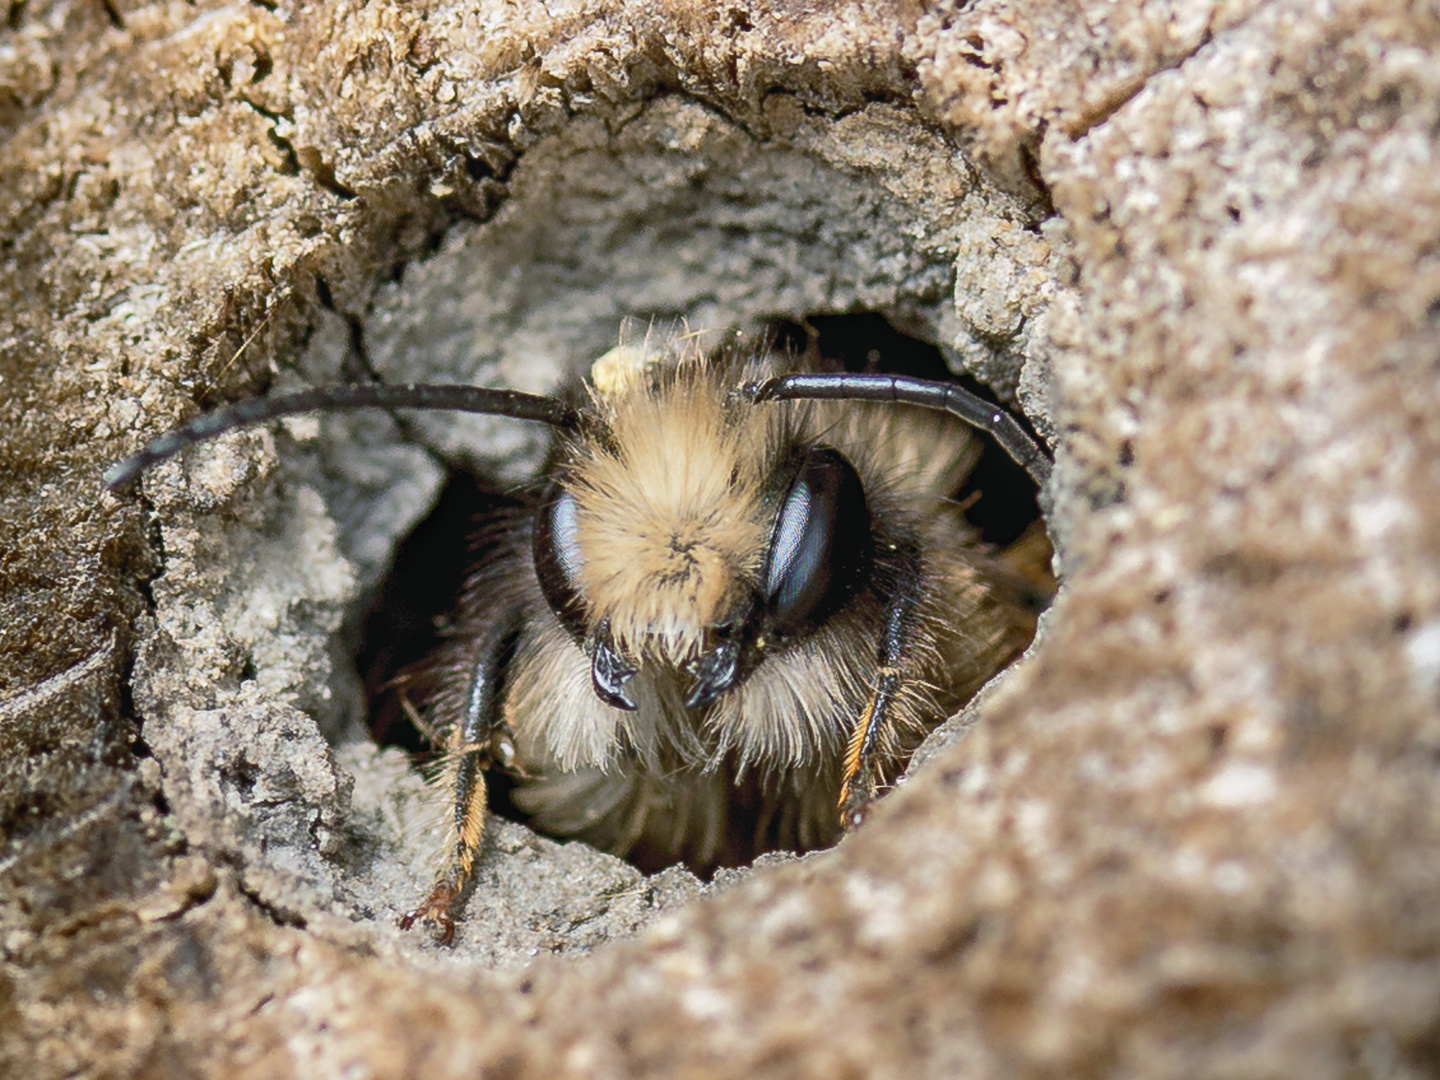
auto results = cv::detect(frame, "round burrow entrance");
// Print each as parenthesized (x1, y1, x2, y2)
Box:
(136, 95, 1062, 961)
(355, 309, 1052, 880)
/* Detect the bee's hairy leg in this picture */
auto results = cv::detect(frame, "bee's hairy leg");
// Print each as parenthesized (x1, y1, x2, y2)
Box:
(399, 756, 487, 946)
(839, 542, 924, 828)
(399, 609, 523, 945)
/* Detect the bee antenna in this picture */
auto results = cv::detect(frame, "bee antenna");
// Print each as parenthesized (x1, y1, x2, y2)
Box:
(104, 383, 579, 491)
(749, 373, 1053, 486)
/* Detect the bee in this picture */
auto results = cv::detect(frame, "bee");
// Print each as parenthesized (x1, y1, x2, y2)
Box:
(106, 333, 1053, 945)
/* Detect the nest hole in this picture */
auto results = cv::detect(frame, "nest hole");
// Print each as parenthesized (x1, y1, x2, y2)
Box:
(355, 312, 1049, 877)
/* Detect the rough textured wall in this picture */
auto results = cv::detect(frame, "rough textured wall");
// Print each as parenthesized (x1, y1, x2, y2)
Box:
(2, 0, 1438, 1077)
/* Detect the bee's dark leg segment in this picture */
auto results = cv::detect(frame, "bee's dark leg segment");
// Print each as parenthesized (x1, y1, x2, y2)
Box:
(839, 542, 925, 827)
(400, 608, 523, 945)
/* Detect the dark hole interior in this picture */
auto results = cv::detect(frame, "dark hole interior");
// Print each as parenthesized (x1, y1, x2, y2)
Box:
(356, 312, 1048, 874)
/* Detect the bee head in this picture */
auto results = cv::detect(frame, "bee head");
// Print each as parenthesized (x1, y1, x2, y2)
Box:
(533, 363, 873, 712)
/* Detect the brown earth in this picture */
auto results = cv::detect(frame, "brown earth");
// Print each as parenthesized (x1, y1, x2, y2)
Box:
(2, 0, 1438, 1077)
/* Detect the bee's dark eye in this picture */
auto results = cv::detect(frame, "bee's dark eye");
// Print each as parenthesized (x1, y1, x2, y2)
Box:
(763, 447, 871, 637)
(534, 484, 588, 642)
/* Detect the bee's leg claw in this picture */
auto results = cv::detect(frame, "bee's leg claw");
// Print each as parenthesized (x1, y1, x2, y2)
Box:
(398, 883, 460, 946)
(843, 800, 873, 831)
(838, 774, 878, 832)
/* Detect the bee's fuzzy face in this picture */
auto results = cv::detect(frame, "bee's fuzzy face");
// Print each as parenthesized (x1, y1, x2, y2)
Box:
(570, 362, 774, 666)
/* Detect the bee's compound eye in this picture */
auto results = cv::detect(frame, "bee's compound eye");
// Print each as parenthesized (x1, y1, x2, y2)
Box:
(763, 447, 871, 637)
(534, 484, 588, 641)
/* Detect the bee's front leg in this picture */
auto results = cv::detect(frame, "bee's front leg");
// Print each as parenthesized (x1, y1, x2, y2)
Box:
(399, 753, 489, 946)
(839, 543, 923, 828)
(839, 667, 902, 828)
(400, 608, 524, 945)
